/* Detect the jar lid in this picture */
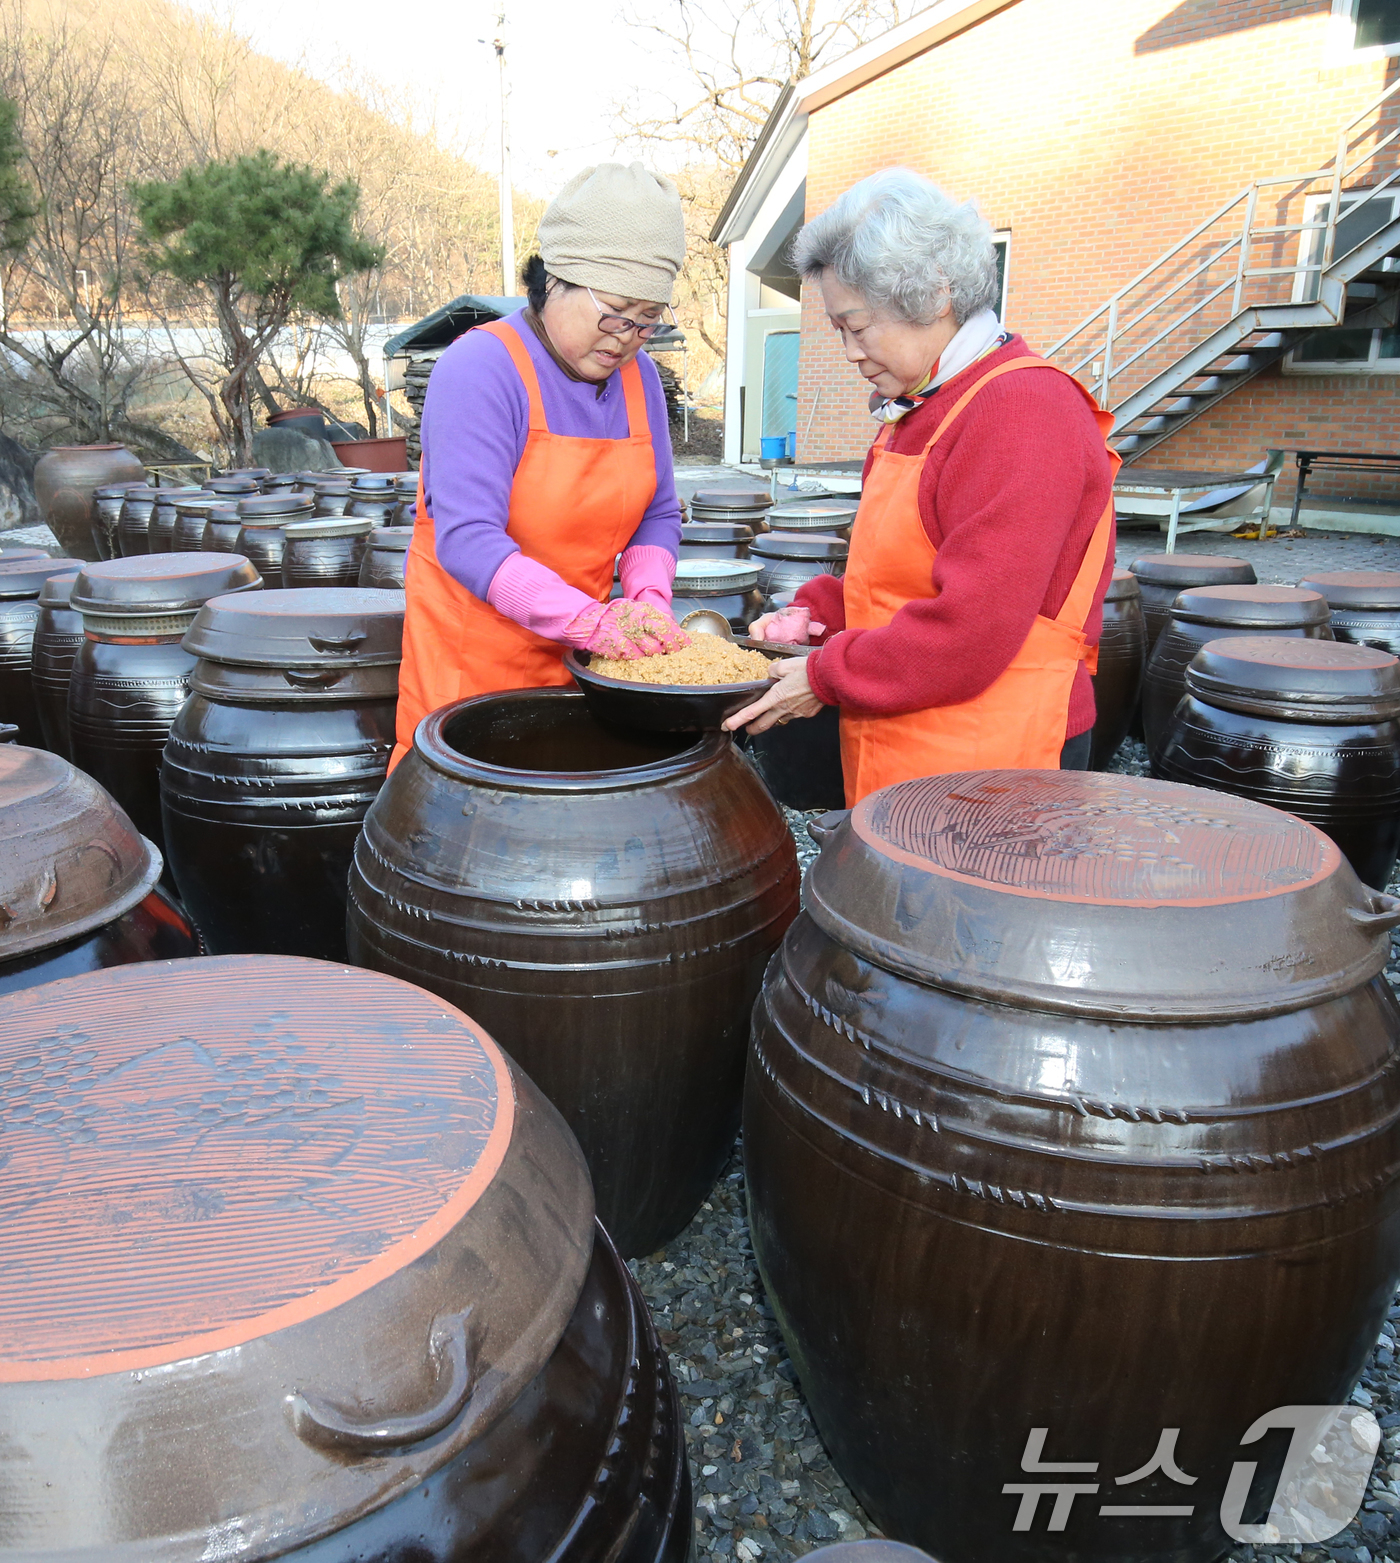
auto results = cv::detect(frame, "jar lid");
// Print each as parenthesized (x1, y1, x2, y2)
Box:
(393, 470, 419, 495)
(151, 486, 207, 502)
(0, 557, 82, 600)
(691, 485, 772, 512)
(183, 586, 406, 666)
(680, 522, 754, 542)
(312, 476, 353, 494)
(0, 956, 594, 1558)
(92, 481, 144, 499)
(749, 530, 849, 561)
(1170, 583, 1331, 628)
(237, 493, 315, 519)
(119, 485, 161, 501)
(284, 517, 374, 540)
(0, 745, 160, 959)
(368, 525, 412, 551)
(0, 546, 50, 560)
(172, 493, 224, 516)
(221, 467, 271, 480)
(1185, 634, 1400, 721)
(37, 568, 81, 606)
(262, 472, 302, 489)
(207, 475, 261, 495)
(806, 769, 1398, 1021)
(1297, 570, 1400, 610)
(73, 553, 263, 615)
(673, 557, 761, 592)
(1129, 552, 1257, 587)
(767, 503, 859, 530)
(349, 473, 397, 494)
(1104, 567, 1141, 603)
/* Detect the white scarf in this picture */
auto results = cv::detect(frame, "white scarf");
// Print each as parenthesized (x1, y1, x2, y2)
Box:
(870, 308, 1008, 423)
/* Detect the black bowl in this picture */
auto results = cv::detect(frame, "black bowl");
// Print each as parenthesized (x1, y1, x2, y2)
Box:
(564, 647, 784, 732)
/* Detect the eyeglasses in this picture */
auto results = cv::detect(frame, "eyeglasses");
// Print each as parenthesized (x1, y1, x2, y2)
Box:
(585, 286, 670, 340)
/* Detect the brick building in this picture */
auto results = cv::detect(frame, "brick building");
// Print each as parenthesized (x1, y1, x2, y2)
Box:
(712, 0, 1400, 512)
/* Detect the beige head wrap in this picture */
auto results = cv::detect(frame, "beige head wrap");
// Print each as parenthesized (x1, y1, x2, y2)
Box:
(536, 162, 686, 305)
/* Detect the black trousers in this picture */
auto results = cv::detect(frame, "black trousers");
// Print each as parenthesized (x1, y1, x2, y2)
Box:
(1059, 730, 1092, 771)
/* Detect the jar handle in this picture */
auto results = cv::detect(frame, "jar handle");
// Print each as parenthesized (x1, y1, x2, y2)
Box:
(807, 809, 850, 848)
(283, 669, 347, 689)
(287, 1309, 474, 1453)
(308, 631, 367, 653)
(1348, 891, 1400, 934)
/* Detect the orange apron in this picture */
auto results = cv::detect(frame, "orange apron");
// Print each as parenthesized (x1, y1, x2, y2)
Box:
(392, 318, 657, 767)
(838, 355, 1120, 806)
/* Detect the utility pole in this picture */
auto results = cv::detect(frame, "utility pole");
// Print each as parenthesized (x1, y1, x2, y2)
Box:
(493, 15, 515, 298)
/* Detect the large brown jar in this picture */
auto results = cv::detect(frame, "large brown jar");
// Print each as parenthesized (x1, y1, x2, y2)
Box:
(235, 491, 316, 588)
(68, 554, 262, 857)
(313, 475, 354, 516)
(359, 525, 410, 589)
(391, 469, 419, 526)
(1141, 584, 1332, 755)
(1154, 635, 1400, 889)
(0, 956, 690, 1563)
(282, 517, 372, 587)
(200, 504, 246, 553)
(746, 769, 1400, 1563)
(32, 442, 145, 558)
(0, 556, 80, 747)
(162, 588, 402, 962)
(0, 744, 197, 995)
(1299, 570, 1400, 656)
(31, 568, 84, 757)
(1129, 551, 1257, 652)
(1089, 567, 1146, 768)
(347, 688, 801, 1256)
(171, 494, 233, 551)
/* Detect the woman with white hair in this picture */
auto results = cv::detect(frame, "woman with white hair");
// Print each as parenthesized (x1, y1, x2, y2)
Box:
(727, 169, 1118, 804)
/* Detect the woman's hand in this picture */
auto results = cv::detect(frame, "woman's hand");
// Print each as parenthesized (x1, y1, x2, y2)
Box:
(572, 600, 690, 659)
(749, 605, 826, 645)
(723, 657, 825, 734)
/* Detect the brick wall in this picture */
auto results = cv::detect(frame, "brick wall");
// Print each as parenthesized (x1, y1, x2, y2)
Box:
(795, 0, 1398, 473)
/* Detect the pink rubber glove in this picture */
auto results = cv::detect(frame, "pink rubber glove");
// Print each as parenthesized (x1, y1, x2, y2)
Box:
(568, 599, 691, 660)
(618, 544, 676, 612)
(753, 605, 827, 645)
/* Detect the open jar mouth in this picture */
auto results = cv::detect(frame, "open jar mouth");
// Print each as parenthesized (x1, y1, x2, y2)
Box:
(418, 688, 722, 793)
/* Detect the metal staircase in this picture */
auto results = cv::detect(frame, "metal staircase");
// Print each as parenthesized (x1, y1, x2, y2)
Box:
(1046, 76, 1400, 461)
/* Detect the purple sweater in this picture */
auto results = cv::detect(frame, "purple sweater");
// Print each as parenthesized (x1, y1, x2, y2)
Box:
(419, 309, 682, 599)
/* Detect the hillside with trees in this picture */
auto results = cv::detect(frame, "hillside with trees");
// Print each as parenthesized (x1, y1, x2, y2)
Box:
(0, 0, 540, 461)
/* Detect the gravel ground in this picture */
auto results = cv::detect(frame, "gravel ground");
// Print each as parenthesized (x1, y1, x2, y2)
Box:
(635, 722, 1400, 1563)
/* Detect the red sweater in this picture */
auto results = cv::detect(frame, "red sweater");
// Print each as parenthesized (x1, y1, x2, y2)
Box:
(797, 335, 1115, 741)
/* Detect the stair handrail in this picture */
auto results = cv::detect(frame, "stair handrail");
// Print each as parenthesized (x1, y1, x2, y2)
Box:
(1047, 71, 1400, 410)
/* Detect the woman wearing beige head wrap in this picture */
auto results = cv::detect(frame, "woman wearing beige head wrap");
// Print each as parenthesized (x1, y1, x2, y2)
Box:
(392, 162, 689, 766)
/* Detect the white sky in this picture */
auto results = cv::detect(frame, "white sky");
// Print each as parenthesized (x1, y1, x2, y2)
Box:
(185, 0, 665, 198)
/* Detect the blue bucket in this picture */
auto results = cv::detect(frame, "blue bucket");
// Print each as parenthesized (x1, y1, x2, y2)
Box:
(787, 430, 797, 459)
(760, 434, 787, 461)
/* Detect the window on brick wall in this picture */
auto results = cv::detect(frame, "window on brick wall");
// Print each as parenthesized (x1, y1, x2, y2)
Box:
(993, 235, 1009, 321)
(1285, 191, 1400, 372)
(1331, 0, 1400, 55)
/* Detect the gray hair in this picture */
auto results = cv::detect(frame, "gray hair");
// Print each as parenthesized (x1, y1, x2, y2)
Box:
(791, 169, 1000, 326)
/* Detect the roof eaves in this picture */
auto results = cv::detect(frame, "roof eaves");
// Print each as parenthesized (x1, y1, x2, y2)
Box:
(709, 82, 798, 246)
(796, 0, 1021, 115)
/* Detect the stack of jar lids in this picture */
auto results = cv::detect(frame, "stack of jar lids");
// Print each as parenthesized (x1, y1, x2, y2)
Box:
(1186, 636, 1400, 722)
(1169, 583, 1331, 629)
(0, 744, 159, 959)
(0, 556, 81, 599)
(689, 485, 773, 525)
(672, 557, 762, 594)
(766, 502, 859, 536)
(72, 554, 262, 636)
(182, 588, 405, 700)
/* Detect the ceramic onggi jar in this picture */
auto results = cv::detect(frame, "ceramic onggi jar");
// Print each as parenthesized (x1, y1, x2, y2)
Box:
(747, 769, 1400, 1563)
(0, 956, 689, 1563)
